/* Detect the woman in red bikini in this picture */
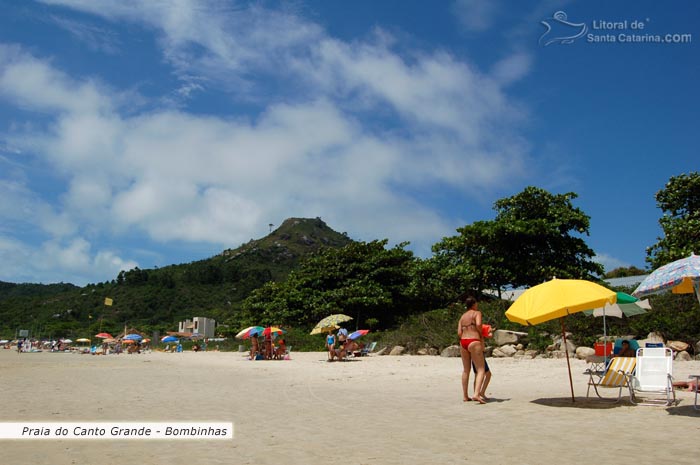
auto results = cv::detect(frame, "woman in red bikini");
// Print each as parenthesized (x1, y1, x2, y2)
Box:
(458, 296, 487, 404)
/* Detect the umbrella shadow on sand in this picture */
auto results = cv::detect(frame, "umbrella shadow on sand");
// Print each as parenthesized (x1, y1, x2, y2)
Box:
(531, 397, 631, 409)
(664, 404, 700, 417)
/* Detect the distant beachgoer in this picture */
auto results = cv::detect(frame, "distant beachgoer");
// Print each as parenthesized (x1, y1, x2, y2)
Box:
(458, 296, 486, 404)
(250, 336, 260, 360)
(275, 339, 287, 359)
(17, 339, 23, 354)
(263, 332, 273, 360)
(326, 332, 336, 361)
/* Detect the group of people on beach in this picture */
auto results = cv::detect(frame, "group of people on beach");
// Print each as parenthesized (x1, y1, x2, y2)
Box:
(249, 334, 287, 360)
(325, 328, 360, 361)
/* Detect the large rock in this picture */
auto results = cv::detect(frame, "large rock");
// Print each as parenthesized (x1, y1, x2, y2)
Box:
(441, 345, 461, 357)
(675, 350, 692, 361)
(493, 330, 527, 346)
(389, 345, 405, 356)
(560, 339, 577, 354)
(492, 345, 517, 357)
(668, 340, 689, 352)
(575, 346, 596, 360)
(376, 346, 389, 356)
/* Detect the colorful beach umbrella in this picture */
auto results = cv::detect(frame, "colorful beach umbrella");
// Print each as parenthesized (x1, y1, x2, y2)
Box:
(76, 338, 91, 343)
(123, 334, 143, 341)
(506, 278, 617, 402)
(310, 314, 353, 335)
(348, 329, 370, 340)
(95, 332, 113, 339)
(262, 327, 285, 337)
(235, 326, 265, 339)
(633, 253, 700, 305)
(161, 335, 179, 343)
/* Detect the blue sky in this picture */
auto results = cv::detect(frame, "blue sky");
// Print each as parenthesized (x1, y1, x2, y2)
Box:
(0, 0, 697, 286)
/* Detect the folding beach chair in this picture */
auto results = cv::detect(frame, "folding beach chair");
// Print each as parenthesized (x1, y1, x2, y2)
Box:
(626, 347, 676, 406)
(359, 341, 377, 356)
(586, 356, 636, 402)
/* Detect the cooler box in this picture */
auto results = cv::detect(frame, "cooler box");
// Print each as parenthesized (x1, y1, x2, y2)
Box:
(594, 342, 613, 356)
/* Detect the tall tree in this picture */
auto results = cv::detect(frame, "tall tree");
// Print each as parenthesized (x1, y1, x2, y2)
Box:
(433, 186, 603, 295)
(646, 172, 700, 268)
(239, 240, 417, 329)
(494, 187, 603, 287)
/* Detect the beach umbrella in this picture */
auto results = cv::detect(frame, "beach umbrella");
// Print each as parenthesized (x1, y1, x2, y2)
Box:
(161, 335, 179, 343)
(262, 327, 285, 337)
(633, 253, 700, 305)
(76, 338, 91, 343)
(583, 292, 651, 365)
(95, 332, 113, 339)
(310, 314, 353, 335)
(505, 278, 617, 402)
(123, 334, 143, 341)
(236, 326, 265, 339)
(583, 292, 651, 318)
(348, 329, 370, 340)
(61, 338, 73, 343)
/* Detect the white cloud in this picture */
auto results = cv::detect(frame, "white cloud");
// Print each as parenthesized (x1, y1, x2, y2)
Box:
(0, 1, 535, 284)
(594, 253, 631, 274)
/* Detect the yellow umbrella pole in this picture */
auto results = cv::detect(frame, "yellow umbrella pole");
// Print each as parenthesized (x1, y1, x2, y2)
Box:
(561, 318, 575, 403)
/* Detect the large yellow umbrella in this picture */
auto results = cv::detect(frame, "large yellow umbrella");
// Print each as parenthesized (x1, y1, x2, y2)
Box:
(505, 278, 617, 402)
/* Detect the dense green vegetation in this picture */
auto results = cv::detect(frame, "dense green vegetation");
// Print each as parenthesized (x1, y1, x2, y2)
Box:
(2, 177, 699, 350)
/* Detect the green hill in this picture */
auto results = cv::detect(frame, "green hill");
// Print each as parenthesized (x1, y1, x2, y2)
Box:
(0, 217, 352, 338)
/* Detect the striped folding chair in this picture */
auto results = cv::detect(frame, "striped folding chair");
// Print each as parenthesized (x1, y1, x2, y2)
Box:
(587, 356, 637, 402)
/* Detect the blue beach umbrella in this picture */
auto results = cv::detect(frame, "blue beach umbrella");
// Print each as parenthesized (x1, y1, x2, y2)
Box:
(161, 335, 179, 343)
(123, 334, 143, 341)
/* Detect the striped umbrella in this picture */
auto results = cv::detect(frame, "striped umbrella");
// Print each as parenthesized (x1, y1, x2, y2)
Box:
(235, 326, 265, 339)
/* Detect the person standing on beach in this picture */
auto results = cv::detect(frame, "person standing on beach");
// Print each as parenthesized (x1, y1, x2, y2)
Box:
(458, 297, 487, 404)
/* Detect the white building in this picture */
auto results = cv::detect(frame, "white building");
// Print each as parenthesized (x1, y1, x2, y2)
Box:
(178, 317, 216, 338)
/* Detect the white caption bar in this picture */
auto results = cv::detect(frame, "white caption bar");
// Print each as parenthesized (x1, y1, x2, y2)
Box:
(0, 422, 233, 440)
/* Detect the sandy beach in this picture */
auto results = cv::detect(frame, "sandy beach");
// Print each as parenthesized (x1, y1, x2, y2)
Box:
(2, 348, 699, 465)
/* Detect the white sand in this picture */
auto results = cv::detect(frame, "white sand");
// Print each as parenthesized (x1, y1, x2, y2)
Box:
(2, 348, 699, 465)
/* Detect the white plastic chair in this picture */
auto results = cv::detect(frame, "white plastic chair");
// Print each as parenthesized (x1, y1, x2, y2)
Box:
(626, 347, 676, 406)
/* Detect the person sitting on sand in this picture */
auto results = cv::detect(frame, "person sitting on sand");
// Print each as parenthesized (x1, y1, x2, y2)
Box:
(672, 378, 699, 392)
(341, 338, 359, 358)
(274, 339, 287, 359)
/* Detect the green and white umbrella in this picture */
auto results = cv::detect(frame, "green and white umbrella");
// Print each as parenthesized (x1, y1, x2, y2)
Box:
(584, 291, 651, 363)
(584, 291, 651, 318)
